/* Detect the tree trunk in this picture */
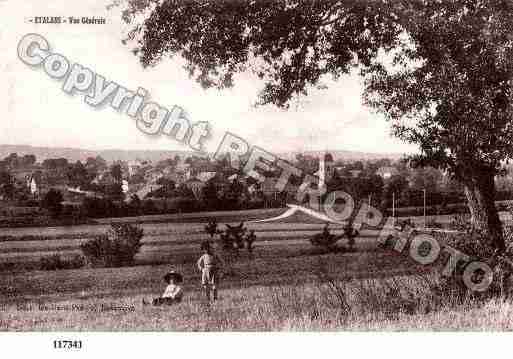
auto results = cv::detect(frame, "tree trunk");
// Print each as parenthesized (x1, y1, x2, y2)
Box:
(463, 171, 505, 252)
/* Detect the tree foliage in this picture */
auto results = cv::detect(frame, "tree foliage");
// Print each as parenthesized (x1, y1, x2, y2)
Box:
(363, 1, 513, 180)
(41, 189, 64, 218)
(67, 161, 90, 188)
(110, 163, 123, 183)
(120, 0, 399, 107)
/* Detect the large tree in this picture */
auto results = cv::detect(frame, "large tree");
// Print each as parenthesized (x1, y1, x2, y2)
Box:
(110, 163, 124, 183)
(67, 161, 90, 188)
(119, 0, 513, 251)
(363, 1, 513, 251)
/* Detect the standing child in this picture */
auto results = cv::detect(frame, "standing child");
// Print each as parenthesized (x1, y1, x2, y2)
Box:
(143, 271, 184, 306)
(197, 241, 222, 301)
(245, 230, 257, 254)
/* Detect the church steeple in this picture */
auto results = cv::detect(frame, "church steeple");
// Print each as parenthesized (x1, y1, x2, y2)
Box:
(318, 154, 326, 189)
(315, 152, 334, 190)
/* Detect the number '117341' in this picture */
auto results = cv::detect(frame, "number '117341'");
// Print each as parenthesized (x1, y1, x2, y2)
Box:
(53, 340, 82, 349)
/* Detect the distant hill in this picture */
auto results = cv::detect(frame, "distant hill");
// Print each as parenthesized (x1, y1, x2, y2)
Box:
(0, 144, 406, 164)
(0, 145, 195, 163)
(277, 150, 406, 162)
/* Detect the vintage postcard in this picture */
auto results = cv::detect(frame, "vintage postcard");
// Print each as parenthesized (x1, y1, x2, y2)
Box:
(1, 0, 513, 354)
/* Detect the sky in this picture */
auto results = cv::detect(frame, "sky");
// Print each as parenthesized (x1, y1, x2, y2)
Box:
(0, 0, 418, 156)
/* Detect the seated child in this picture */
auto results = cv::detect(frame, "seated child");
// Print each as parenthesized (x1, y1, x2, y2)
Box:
(143, 270, 183, 306)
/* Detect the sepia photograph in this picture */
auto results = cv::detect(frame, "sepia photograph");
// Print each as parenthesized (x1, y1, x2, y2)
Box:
(2, 0, 513, 351)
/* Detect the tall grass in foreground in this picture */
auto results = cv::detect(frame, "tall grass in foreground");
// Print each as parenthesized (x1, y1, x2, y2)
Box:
(3, 270, 513, 331)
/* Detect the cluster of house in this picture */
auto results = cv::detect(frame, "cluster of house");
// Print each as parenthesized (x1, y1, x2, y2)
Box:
(3, 152, 407, 214)
(130, 159, 217, 201)
(5, 157, 217, 205)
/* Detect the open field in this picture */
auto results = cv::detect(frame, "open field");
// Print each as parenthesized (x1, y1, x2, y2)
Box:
(0, 207, 387, 267)
(2, 250, 513, 330)
(1, 208, 513, 330)
(1, 204, 511, 267)
(0, 250, 436, 331)
(0, 228, 366, 263)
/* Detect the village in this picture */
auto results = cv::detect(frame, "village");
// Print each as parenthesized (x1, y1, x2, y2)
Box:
(2, 150, 513, 226)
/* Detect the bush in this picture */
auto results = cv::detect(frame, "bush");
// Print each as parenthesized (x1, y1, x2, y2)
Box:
(141, 199, 158, 215)
(176, 198, 202, 213)
(80, 223, 144, 267)
(41, 189, 64, 218)
(40, 254, 85, 271)
(425, 218, 443, 228)
(434, 219, 513, 301)
(22, 199, 40, 207)
(80, 197, 116, 218)
(309, 227, 344, 253)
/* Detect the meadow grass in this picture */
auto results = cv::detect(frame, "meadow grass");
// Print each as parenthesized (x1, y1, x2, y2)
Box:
(1, 246, 512, 331)
(3, 275, 513, 331)
(1, 213, 513, 331)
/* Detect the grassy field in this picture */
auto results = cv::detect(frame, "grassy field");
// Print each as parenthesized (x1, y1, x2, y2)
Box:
(1, 208, 513, 331)
(0, 209, 383, 266)
(0, 250, 432, 331)
(2, 253, 512, 330)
